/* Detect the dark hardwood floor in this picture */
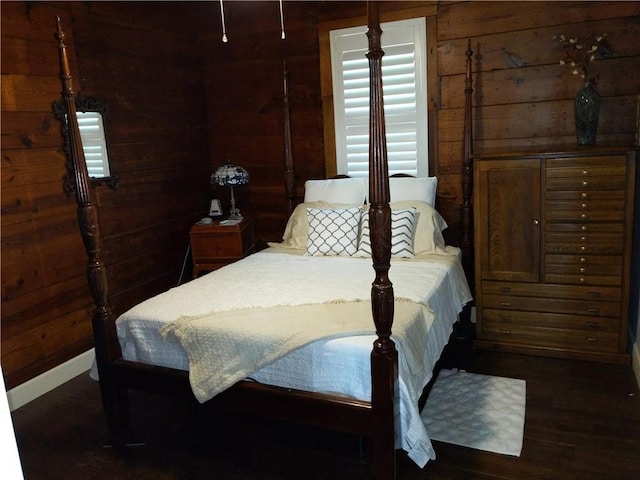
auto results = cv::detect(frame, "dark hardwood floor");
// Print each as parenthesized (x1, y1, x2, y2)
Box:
(10, 350, 640, 480)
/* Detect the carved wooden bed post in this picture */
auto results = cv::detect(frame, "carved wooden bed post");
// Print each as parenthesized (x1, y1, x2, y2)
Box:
(283, 61, 296, 216)
(54, 17, 129, 448)
(461, 40, 474, 290)
(366, 4, 398, 478)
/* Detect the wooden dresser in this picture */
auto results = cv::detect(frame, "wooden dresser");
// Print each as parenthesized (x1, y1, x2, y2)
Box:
(190, 218, 255, 277)
(473, 147, 637, 363)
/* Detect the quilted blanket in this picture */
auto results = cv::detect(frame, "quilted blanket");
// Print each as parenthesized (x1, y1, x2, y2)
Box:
(162, 299, 435, 403)
(157, 249, 469, 403)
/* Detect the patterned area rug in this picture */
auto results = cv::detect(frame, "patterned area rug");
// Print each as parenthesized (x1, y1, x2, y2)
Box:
(421, 369, 526, 456)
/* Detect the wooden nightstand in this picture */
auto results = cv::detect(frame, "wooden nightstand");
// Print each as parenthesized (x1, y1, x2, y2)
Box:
(190, 217, 255, 277)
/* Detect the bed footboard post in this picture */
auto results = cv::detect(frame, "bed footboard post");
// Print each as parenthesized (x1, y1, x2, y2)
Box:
(283, 61, 296, 216)
(461, 40, 474, 294)
(54, 16, 131, 450)
(367, 3, 397, 479)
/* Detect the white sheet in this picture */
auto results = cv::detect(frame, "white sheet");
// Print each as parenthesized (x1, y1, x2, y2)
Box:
(115, 247, 472, 467)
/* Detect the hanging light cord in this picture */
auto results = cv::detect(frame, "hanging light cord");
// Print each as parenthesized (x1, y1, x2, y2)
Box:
(279, 0, 286, 40)
(219, 1, 285, 43)
(220, 0, 228, 43)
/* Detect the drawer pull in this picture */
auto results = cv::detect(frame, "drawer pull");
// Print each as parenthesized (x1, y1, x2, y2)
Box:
(582, 169, 588, 176)
(581, 236, 586, 241)
(581, 203, 587, 209)
(586, 337, 597, 343)
(581, 225, 587, 231)
(587, 292, 601, 298)
(586, 321, 599, 328)
(500, 315, 511, 321)
(580, 257, 586, 263)
(580, 277, 586, 283)
(499, 329, 511, 335)
(500, 302, 511, 307)
(581, 213, 587, 219)
(581, 192, 588, 199)
(587, 307, 599, 314)
(580, 245, 586, 251)
(579, 267, 585, 273)
(582, 181, 588, 187)
(499, 286, 511, 293)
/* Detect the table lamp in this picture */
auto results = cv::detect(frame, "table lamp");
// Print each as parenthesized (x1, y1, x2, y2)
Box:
(211, 162, 250, 219)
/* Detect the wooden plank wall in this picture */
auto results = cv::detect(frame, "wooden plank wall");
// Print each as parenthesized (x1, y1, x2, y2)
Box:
(202, 0, 639, 240)
(2, 1, 639, 390)
(1, 1, 211, 389)
(198, 1, 326, 241)
(435, 0, 640, 222)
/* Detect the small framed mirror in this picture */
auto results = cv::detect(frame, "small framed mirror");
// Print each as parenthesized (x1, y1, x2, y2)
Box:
(53, 94, 119, 193)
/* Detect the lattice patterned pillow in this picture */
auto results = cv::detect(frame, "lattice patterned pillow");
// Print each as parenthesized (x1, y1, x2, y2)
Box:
(305, 207, 361, 256)
(356, 208, 417, 258)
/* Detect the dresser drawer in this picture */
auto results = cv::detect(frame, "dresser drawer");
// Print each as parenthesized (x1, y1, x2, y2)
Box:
(481, 281, 621, 301)
(480, 317, 620, 353)
(545, 255, 622, 285)
(544, 197, 625, 213)
(545, 222, 624, 234)
(482, 308, 619, 331)
(545, 156, 627, 189)
(482, 293, 620, 317)
(545, 188, 625, 202)
(545, 241, 624, 255)
(546, 156, 628, 171)
(545, 207, 626, 222)
(545, 175, 627, 191)
(545, 230, 624, 245)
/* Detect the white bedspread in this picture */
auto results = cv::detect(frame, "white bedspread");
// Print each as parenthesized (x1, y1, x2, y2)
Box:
(115, 247, 472, 467)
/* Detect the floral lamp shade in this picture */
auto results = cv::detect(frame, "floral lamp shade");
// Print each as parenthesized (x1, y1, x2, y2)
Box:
(211, 162, 250, 219)
(211, 163, 250, 187)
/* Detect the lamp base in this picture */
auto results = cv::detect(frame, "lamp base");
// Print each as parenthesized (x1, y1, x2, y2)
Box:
(228, 186, 243, 220)
(229, 209, 243, 220)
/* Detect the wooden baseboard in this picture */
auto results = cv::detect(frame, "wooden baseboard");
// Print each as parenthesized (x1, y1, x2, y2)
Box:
(6, 349, 95, 412)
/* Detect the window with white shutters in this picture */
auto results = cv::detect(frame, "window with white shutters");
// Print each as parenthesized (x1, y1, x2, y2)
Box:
(330, 18, 427, 178)
(76, 111, 110, 178)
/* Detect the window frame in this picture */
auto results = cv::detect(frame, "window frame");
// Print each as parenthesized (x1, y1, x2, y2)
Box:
(330, 17, 428, 178)
(76, 110, 111, 179)
(53, 94, 119, 192)
(319, 8, 438, 180)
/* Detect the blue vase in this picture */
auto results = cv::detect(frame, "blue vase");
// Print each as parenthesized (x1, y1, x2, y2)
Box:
(574, 82, 600, 145)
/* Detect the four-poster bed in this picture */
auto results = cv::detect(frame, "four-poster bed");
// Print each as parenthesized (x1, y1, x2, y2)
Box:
(54, 6, 475, 478)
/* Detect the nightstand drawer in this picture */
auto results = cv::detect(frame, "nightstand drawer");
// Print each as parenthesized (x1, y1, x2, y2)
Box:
(190, 218, 255, 277)
(191, 233, 245, 258)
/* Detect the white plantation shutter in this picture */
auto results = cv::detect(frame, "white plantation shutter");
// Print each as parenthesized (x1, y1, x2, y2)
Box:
(330, 18, 427, 178)
(76, 111, 110, 178)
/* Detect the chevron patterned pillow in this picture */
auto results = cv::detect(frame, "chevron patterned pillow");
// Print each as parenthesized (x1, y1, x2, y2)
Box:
(356, 208, 417, 258)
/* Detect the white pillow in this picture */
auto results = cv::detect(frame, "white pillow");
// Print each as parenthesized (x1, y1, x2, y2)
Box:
(304, 178, 367, 205)
(356, 208, 417, 258)
(389, 176, 438, 206)
(305, 207, 361, 256)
